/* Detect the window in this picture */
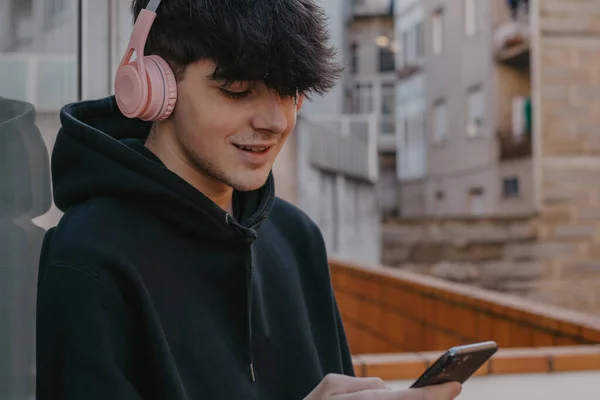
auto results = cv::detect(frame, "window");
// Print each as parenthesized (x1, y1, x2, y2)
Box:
(10, 0, 34, 46)
(379, 45, 395, 72)
(44, 0, 67, 30)
(434, 190, 446, 214)
(397, 19, 424, 71)
(381, 83, 395, 115)
(465, 0, 476, 36)
(432, 8, 444, 55)
(380, 83, 396, 134)
(433, 99, 448, 143)
(503, 177, 520, 198)
(353, 83, 373, 113)
(350, 42, 359, 75)
(398, 107, 427, 180)
(415, 21, 425, 58)
(466, 86, 484, 137)
(468, 187, 485, 215)
(408, 112, 426, 176)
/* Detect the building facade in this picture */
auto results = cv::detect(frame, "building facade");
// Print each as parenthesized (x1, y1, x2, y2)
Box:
(293, 0, 383, 265)
(394, 0, 534, 217)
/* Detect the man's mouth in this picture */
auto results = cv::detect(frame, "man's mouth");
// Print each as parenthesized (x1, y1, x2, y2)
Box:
(233, 144, 272, 154)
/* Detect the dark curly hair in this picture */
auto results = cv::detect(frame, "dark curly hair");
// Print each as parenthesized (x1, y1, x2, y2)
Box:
(131, 0, 344, 99)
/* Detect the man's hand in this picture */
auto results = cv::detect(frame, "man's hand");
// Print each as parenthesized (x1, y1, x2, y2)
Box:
(303, 374, 461, 399)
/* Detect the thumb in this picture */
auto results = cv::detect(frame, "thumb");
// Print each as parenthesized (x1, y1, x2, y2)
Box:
(420, 382, 462, 399)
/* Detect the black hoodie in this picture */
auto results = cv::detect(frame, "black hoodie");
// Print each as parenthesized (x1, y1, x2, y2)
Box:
(36, 96, 354, 400)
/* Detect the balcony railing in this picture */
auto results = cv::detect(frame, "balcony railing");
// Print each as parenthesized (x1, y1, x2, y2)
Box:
(0, 53, 77, 112)
(498, 130, 532, 161)
(302, 114, 379, 183)
(397, 61, 424, 81)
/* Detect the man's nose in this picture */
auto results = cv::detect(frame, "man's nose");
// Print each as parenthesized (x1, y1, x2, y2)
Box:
(250, 94, 288, 135)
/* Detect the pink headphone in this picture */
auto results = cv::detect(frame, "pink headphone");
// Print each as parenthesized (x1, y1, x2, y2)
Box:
(114, 0, 177, 121)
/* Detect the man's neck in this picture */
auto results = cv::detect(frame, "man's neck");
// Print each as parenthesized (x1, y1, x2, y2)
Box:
(144, 124, 234, 214)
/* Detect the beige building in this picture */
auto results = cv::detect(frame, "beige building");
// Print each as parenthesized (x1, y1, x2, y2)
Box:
(385, 0, 600, 315)
(396, 0, 535, 217)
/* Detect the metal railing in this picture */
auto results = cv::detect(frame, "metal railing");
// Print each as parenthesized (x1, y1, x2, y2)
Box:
(498, 129, 532, 161)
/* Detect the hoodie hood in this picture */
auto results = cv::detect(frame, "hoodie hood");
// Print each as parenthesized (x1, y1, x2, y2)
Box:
(52, 96, 274, 242)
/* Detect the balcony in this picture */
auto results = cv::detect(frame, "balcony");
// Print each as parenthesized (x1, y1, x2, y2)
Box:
(498, 131, 532, 161)
(330, 258, 600, 397)
(303, 114, 379, 183)
(493, 4, 530, 68)
(350, 0, 393, 20)
(396, 62, 423, 81)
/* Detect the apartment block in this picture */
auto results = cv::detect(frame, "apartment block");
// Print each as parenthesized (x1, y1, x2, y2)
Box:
(394, 0, 534, 217)
(386, 0, 600, 314)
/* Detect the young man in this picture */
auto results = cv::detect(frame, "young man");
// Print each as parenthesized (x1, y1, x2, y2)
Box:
(36, 1, 460, 399)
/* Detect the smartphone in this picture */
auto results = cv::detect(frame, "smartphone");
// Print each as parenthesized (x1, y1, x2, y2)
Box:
(410, 341, 498, 388)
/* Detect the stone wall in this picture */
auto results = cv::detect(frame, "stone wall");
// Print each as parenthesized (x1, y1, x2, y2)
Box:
(381, 216, 546, 298)
(532, 0, 600, 314)
(381, 214, 600, 316)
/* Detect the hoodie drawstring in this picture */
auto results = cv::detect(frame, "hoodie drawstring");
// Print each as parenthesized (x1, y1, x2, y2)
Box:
(245, 237, 256, 382)
(226, 213, 258, 382)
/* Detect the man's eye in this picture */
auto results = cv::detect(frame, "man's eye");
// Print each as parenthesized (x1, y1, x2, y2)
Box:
(220, 89, 251, 99)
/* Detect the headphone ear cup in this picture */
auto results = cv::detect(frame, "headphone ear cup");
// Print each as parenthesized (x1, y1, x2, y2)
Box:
(138, 55, 177, 121)
(114, 60, 147, 119)
(152, 56, 177, 121)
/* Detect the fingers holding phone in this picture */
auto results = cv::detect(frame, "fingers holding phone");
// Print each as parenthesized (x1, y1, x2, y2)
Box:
(335, 382, 462, 399)
(304, 341, 497, 400)
(302, 374, 461, 399)
(407, 382, 462, 400)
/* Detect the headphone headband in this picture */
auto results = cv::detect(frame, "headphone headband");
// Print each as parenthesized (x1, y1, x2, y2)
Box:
(146, 0, 161, 12)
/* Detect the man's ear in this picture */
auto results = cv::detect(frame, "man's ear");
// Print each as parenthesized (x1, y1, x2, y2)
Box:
(296, 95, 305, 112)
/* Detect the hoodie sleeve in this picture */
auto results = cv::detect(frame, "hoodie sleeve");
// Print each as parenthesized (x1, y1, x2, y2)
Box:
(36, 263, 142, 400)
(334, 298, 356, 377)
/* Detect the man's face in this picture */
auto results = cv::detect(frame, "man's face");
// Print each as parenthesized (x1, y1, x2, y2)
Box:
(168, 59, 303, 192)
